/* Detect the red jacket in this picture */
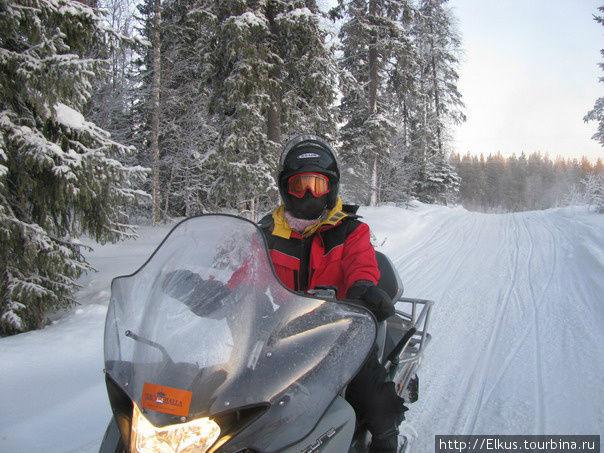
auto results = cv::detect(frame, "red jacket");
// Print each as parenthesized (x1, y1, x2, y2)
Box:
(258, 205, 380, 299)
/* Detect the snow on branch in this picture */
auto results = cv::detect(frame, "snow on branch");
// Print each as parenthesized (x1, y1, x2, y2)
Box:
(275, 7, 313, 22)
(228, 11, 269, 30)
(0, 302, 26, 331)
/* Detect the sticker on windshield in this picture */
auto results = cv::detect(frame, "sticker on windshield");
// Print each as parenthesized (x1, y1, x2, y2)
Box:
(141, 382, 192, 416)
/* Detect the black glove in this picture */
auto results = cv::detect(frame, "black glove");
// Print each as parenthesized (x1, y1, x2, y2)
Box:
(347, 281, 394, 321)
(162, 270, 203, 300)
(162, 270, 231, 317)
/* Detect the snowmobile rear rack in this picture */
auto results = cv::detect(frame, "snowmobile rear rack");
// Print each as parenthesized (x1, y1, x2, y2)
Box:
(384, 297, 433, 381)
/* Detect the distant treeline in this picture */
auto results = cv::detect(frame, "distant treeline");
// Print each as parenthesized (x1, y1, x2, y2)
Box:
(450, 152, 604, 212)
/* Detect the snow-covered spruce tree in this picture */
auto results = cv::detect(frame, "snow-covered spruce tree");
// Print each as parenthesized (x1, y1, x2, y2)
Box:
(450, 152, 486, 209)
(275, 4, 338, 140)
(207, 3, 276, 219)
(584, 6, 604, 147)
(412, 148, 459, 204)
(408, 0, 464, 204)
(334, 0, 415, 205)
(0, 0, 147, 335)
(377, 1, 419, 204)
(86, 0, 139, 149)
(127, 0, 156, 206)
(128, 0, 163, 222)
(206, 1, 338, 219)
(129, 0, 220, 219)
(414, 0, 464, 151)
(157, 0, 219, 217)
(582, 173, 604, 213)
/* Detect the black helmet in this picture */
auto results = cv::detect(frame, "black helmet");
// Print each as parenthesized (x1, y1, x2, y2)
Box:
(278, 134, 340, 219)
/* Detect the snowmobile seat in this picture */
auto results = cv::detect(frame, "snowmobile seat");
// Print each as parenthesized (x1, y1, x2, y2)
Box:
(374, 252, 404, 363)
(375, 251, 403, 301)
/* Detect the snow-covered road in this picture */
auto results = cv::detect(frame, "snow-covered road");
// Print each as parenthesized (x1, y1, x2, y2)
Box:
(0, 204, 602, 452)
(364, 205, 604, 450)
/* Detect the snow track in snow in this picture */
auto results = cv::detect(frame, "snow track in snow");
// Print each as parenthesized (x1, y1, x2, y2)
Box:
(361, 206, 604, 452)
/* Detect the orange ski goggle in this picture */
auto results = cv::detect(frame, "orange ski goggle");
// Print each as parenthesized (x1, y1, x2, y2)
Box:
(287, 172, 330, 198)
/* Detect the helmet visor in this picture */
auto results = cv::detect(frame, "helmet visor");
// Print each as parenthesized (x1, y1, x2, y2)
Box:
(287, 173, 330, 198)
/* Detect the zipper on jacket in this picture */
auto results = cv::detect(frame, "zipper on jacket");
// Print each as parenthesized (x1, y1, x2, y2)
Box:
(308, 268, 315, 289)
(293, 270, 299, 292)
(298, 236, 313, 292)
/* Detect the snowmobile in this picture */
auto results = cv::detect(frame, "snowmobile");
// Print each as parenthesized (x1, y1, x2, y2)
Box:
(99, 214, 433, 453)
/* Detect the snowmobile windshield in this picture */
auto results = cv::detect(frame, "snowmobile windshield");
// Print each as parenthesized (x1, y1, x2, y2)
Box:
(104, 215, 376, 451)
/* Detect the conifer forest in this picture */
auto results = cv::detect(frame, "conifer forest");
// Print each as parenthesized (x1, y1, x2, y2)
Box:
(0, 0, 603, 335)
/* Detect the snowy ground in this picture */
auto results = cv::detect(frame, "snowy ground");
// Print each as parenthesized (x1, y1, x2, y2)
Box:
(1, 204, 602, 452)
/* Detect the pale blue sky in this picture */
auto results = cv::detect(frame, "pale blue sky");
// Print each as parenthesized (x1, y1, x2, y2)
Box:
(450, 0, 603, 161)
(316, 0, 604, 161)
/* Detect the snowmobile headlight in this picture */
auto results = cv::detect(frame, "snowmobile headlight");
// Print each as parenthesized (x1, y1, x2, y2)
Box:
(131, 403, 220, 453)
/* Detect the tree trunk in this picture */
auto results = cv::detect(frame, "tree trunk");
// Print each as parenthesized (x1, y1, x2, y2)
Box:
(163, 162, 175, 218)
(368, 0, 379, 206)
(370, 157, 378, 206)
(429, 24, 442, 154)
(266, 69, 281, 143)
(420, 77, 428, 166)
(184, 167, 191, 217)
(267, 93, 281, 144)
(266, 7, 282, 146)
(250, 197, 256, 223)
(151, 0, 162, 224)
(367, 0, 378, 116)
(402, 100, 409, 147)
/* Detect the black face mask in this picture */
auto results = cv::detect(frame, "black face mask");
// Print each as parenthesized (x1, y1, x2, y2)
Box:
(284, 191, 328, 220)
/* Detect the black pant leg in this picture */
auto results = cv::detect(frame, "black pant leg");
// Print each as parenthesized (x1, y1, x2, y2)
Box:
(345, 346, 408, 435)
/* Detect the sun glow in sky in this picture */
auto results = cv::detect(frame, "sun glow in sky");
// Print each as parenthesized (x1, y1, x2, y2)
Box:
(450, 0, 603, 162)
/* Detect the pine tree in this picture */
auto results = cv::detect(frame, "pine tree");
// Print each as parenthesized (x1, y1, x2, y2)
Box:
(410, 0, 464, 203)
(582, 173, 604, 213)
(158, 0, 218, 217)
(335, 0, 414, 205)
(128, 0, 212, 220)
(149, 0, 161, 223)
(85, 0, 139, 149)
(206, 1, 338, 219)
(584, 6, 604, 147)
(127, 0, 156, 212)
(206, 2, 280, 218)
(0, 0, 147, 335)
(414, 0, 464, 150)
(414, 150, 459, 203)
(334, 0, 464, 206)
(378, 2, 420, 205)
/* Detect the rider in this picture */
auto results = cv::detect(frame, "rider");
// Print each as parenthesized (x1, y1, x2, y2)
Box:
(257, 134, 407, 453)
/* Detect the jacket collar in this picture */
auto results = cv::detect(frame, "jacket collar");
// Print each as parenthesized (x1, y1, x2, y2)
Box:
(271, 197, 348, 239)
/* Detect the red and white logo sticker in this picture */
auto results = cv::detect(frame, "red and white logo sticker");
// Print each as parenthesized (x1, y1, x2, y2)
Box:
(141, 382, 192, 417)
